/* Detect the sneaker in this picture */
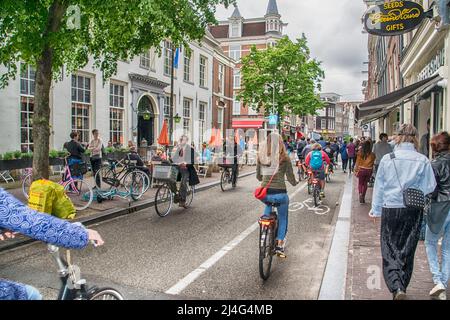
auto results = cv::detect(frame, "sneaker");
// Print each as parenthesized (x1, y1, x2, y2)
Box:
(393, 289, 406, 300)
(275, 246, 286, 258)
(430, 283, 446, 298)
(320, 192, 325, 198)
(437, 291, 447, 300)
(179, 201, 188, 208)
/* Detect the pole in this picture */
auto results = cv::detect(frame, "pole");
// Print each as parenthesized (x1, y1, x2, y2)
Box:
(170, 45, 175, 147)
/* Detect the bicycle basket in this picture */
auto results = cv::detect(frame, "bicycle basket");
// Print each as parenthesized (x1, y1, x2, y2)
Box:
(153, 165, 178, 181)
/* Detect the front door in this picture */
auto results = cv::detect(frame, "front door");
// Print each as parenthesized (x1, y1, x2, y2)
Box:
(138, 116, 154, 146)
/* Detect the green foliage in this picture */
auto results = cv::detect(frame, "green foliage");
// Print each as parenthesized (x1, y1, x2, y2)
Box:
(21, 152, 33, 159)
(2, 152, 15, 161)
(104, 147, 115, 154)
(49, 149, 59, 158)
(13, 150, 22, 159)
(58, 150, 69, 158)
(84, 149, 92, 156)
(118, 147, 130, 153)
(238, 36, 325, 121)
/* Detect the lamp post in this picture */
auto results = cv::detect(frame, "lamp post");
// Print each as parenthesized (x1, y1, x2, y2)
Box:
(264, 82, 284, 132)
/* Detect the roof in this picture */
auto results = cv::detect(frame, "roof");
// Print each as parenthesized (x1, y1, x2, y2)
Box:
(266, 0, 279, 15)
(209, 25, 229, 39)
(242, 22, 266, 37)
(230, 5, 242, 19)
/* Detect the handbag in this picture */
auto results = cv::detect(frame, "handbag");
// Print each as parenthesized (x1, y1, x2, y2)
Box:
(427, 201, 450, 234)
(254, 165, 279, 201)
(390, 153, 425, 210)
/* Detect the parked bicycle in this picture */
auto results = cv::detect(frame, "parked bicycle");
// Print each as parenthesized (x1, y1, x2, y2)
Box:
(22, 158, 94, 211)
(48, 243, 124, 300)
(154, 164, 195, 217)
(258, 202, 280, 280)
(94, 158, 150, 201)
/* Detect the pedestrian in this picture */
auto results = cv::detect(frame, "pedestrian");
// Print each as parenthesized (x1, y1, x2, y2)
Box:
(347, 138, 356, 173)
(331, 139, 340, 164)
(88, 129, 103, 188)
(369, 124, 436, 300)
(340, 140, 349, 173)
(425, 132, 450, 300)
(373, 133, 393, 176)
(256, 133, 298, 257)
(0, 188, 104, 300)
(420, 119, 431, 159)
(63, 132, 86, 180)
(355, 140, 376, 204)
(318, 136, 327, 149)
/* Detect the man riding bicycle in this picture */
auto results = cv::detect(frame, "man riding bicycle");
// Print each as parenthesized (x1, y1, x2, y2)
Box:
(324, 141, 336, 174)
(223, 134, 243, 188)
(305, 143, 331, 198)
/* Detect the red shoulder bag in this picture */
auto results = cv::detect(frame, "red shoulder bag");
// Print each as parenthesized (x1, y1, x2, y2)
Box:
(254, 166, 279, 201)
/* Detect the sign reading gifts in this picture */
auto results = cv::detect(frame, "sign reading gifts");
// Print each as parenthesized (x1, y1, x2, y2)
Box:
(364, 1, 425, 36)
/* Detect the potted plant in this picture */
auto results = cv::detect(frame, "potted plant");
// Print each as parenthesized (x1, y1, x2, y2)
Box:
(0, 151, 27, 170)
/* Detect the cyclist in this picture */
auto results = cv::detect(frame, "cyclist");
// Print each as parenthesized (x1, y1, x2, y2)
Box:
(296, 137, 307, 161)
(305, 143, 331, 199)
(0, 188, 104, 300)
(256, 133, 298, 257)
(324, 141, 336, 175)
(171, 135, 200, 208)
(223, 134, 243, 188)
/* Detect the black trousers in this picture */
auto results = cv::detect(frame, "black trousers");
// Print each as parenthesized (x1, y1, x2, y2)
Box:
(232, 164, 239, 186)
(381, 207, 423, 293)
(90, 157, 102, 187)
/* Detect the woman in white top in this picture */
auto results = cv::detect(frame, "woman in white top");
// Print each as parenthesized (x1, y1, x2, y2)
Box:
(88, 129, 103, 188)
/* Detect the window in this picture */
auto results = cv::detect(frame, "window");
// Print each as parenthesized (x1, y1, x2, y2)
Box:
(140, 48, 156, 70)
(164, 96, 172, 123)
(199, 55, 208, 87)
(231, 22, 240, 37)
(327, 107, 335, 117)
(229, 45, 241, 61)
(20, 64, 35, 152)
(71, 74, 92, 144)
(109, 83, 125, 145)
(218, 108, 224, 133)
(218, 63, 225, 95)
(233, 69, 241, 89)
(321, 119, 326, 130)
(199, 102, 207, 145)
(183, 99, 192, 135)
(328, 120, 335, 130)
(164, 41, 174, 76)
(184, 49, 193, 83)
(233, 98, 241, 115)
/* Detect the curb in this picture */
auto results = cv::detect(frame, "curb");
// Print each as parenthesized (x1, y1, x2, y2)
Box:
(0, 171, 256, 253)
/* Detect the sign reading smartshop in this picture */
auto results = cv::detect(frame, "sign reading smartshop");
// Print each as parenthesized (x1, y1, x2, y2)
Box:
(364, 1, 425, 36)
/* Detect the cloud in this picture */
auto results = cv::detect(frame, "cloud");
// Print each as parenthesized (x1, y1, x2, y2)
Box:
(215, 0, 368, 101)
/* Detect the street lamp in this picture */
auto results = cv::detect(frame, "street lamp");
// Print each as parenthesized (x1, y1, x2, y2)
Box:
(265, 82, 284, 132)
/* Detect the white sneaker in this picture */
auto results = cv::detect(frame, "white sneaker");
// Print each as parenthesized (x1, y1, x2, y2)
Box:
(430, 283, 446, 297)
(437, 291, 447, 300)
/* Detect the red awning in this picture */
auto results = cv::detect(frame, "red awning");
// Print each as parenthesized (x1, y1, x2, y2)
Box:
(232, 120, 265, 129)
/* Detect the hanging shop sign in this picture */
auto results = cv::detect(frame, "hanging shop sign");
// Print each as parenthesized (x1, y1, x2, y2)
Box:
(363, 1, 425, 36)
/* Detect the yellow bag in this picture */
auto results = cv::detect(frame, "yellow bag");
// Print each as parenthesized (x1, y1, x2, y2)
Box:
(28, 179, 76, 219)
(28, 179, 55, 214)
(52, 182, 76, 220)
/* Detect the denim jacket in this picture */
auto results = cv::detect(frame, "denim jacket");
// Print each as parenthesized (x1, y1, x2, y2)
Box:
(371, 143, 437, 216)
(0, 188, 89, 300)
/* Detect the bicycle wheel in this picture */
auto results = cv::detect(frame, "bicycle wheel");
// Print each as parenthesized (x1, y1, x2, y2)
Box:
(307, 182, 312, 195)
(259, 223, 275, 280)
(124, 170, 148, 201)
(185, 185, 195, 208)
(88, 288, 124, 300)
(313, 186, 320, 207)
(155, 184, 173, 217)
(220, 169, 232, 192)
(64, 179, 93, 211)
(22, 173, 32, 199)
(95, 165, 115, 190)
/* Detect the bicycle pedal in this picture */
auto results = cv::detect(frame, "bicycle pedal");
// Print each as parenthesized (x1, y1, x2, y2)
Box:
(276, 252, 287, 259)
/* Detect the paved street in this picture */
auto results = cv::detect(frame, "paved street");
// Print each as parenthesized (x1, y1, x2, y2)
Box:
(0, 167, 347, 300)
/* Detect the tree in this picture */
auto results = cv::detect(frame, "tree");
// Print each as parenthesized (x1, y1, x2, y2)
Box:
(238, 36, 325, 130)
(0, 0, 234, 179)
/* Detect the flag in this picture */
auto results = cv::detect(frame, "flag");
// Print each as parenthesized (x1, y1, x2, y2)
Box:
(173, 48, 180, 69)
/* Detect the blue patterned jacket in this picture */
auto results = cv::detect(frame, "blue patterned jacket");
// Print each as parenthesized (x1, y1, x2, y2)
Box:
(0, 188, 89, 300)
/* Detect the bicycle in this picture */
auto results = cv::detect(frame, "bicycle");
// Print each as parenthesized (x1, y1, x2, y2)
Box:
(22, 158, 94, 211)
(219, 164, 237, 192)
(325, 163, 334, 183)
(154, 164, 195, 217)
(48, 243, 124, 300)
(258, 202, 280, 281)
(306, 169, 322, 207)
(296, 160, 307, 181)
(95, 158, 150, 201)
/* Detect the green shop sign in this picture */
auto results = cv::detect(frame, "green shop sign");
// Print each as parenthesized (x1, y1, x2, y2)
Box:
(364, 1, 425, 36)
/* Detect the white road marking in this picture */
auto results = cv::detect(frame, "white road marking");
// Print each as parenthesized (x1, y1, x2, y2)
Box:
(165, 182, 308, 296)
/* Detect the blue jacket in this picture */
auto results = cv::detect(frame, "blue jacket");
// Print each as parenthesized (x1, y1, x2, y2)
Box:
(340, 144, 348, 160)
(0, 188, 89, 300)
(371, 143, 437, 216)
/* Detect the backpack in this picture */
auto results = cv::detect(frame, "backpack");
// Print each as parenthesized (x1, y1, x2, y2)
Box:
(310, 151, 324, 170)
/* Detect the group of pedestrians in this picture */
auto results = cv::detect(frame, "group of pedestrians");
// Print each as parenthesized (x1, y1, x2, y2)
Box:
(368, 124, 450, 300)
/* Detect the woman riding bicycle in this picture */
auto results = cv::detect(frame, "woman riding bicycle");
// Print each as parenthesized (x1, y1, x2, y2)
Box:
(0, 188, 104, 300)
(305, 143, 331, 199)
(256, 133, 298, 257)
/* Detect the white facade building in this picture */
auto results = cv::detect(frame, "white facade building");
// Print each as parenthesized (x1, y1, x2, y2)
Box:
(0, 36, 217, 154)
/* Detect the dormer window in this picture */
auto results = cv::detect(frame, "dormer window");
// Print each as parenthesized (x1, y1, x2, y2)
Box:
(231, 22, 241, 38)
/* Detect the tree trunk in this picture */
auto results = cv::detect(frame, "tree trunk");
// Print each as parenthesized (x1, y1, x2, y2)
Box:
(32, 0, 67, 180)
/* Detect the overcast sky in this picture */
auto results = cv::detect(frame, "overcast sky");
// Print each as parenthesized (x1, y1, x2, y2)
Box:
(215, 0, 368, 101)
